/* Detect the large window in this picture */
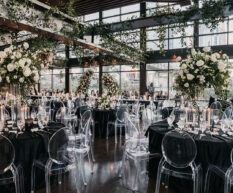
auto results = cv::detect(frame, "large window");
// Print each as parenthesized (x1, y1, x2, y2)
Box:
(103, 65, 140, 92)
(146, 63, 179, 97)
(40, 69, 65, 91)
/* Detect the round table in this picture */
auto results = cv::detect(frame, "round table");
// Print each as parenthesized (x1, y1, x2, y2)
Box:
(2, 122, 64, 193)
(93, 109, 116, 138)
(147, 120, 233, 193)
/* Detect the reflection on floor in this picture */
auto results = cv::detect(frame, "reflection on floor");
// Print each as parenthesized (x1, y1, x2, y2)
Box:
(36, 137, 174, 193)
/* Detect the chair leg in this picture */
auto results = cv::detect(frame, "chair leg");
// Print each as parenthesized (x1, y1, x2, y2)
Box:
(11, 165, 20, 193)
(119, 145, 127, 177)
(106, 123, 109, 139)
(79, 154, 87, 186)
(31, 163, 36, 193)
(224, 167, 233, 193)
(155, 159, 164, 193)
(74, 158, 81, 193)
(115, 123, 117, 144)
(133, 159, 140, 191)
(58, 170, 62, 185)
(204, 169, 211, 193)
(88, 151, 94, 174)
(45, 160, 53, 193)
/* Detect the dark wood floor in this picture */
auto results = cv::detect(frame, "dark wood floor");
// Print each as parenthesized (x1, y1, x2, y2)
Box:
(36, 136, 175, 193)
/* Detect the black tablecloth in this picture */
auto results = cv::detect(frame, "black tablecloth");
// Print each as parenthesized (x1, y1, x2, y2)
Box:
(1, 122, 64, 193)
(147, 120, 233, 193)
(93, 109, 116, 138)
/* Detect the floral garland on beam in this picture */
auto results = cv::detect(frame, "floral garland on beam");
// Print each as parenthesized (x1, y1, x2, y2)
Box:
(174, 47, 231, 106)
(77, 70, 94, 95)
(102, 74, 120, 96)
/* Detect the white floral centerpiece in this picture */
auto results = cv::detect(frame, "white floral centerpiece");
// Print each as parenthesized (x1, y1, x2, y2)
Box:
(174, 47, 231, 107)
(96, 94, 115, 110)
(102, 74, 120, 96)
(77, 70, 94, 95)
(0, 42, 46, 97)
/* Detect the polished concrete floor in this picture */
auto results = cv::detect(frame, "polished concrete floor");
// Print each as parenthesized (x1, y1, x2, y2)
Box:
(36, 136, 175, 193)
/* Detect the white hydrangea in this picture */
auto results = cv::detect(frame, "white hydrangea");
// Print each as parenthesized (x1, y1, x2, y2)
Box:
(203, 47, 211, 52)
(187, 74, 195, 80)
(7, 63, 15, 72)
(23, 42, 29, 50)
(26, 58, 31, 65)
(33, 73, 39, 82)
(210, 54, 217, 62)
(218, 61, 226, 72)
(184, 83, 189, 88)
(23, 67, 31, 77)
(199, 75, 205, 83)
(196, 60, 204, 67)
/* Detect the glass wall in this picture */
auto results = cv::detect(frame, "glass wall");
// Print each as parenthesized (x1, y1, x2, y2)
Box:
(40, 69, 65, 91)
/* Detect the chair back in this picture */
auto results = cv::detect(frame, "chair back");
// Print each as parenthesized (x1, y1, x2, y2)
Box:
(162, 130, 197, 168)
(116, 105, 128, 123)
(124, 112, 139, 140)
(48, 128, 69, 164)
(76, 105, 91, 119)
(210, 101, 222, 110)
(80, 110, 92, 133)
(0, 135, 15, 175)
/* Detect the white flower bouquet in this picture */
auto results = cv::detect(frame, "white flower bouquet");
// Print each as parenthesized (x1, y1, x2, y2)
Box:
(96, 94, 115, 110)
(102, 74, 120, 96)
(174, 47, 231, 104)
(0, 43, 46, 96)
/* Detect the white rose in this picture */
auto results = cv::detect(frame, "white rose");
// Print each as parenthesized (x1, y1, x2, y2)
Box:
(176, 56, 182, 62)
(7, 63, 15, 72)
(210, 54, 217, 62)
(0, 51, 6, 59)
(14, 75, 17, 79)
(184, 83, 189, 88)
(18, 59, 25, 68)
(16, 52, 22, 59)
(6, 76, 10, 83)
(191, 48, 196, 56)
(179, 71, 183, 77)
(218, 61, 226, 72)
(194, 69, 199, 73)
(199, 76, 205, 83)
(187, 74, 195, 80)
(203, 47, 211, 52)
(0, 58, 4, 65)
(181, 63, 187, 69)
(19, 77, 24, 83)
(23, 42, 29, 50)
(26, 58, 31, 65)
(0, 76, 2, 82)
(196, 60, 204, 67)
(23, 67, 31, 77)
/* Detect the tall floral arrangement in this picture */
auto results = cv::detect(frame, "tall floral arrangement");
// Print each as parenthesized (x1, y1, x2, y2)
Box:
(174, 47, 231, 106)
(0, 42, 47, 97)
(102, 74, 120, 96)
(77, 70, 94, 95)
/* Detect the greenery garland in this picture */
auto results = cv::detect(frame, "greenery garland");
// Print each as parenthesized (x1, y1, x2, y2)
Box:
(77, 70, 94, 95)
(102, 74, 120, 96)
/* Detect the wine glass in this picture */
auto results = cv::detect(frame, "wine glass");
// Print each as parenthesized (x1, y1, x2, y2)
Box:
(167, 110, 175, 128)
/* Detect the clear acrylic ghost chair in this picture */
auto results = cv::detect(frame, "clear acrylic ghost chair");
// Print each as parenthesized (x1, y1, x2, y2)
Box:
(0, 135, 24, 193)
(72, 110, 94, 186)
(106, 105, 128, 143)
(31, 128, 80, 193)
(119, 114, 160, 191)
(204, 148, 233, 193)
(142, 107, 154, 133)
(155, 130, 202, 193)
